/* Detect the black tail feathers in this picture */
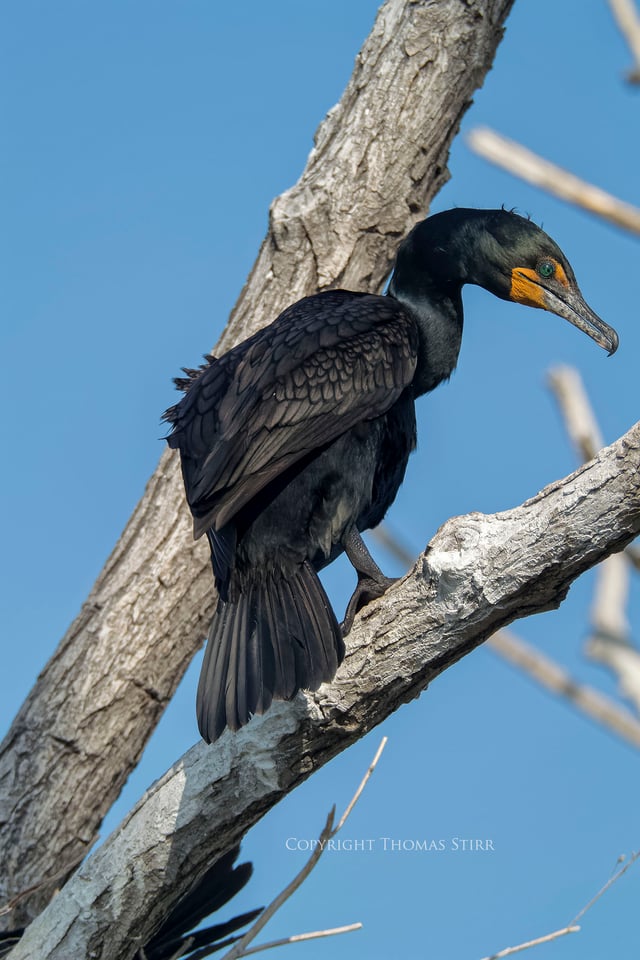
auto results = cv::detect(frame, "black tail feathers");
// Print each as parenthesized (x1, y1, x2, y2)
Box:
(197, 561, 345, 743)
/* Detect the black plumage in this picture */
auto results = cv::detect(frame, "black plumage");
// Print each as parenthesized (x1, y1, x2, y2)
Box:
(165, 208, 618, 742)
(0, 846, 261, 960)
(143, 846, 261, 960)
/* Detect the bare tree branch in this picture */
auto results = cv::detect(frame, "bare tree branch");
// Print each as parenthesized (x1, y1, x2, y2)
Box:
(236, 925, 363, 958)
(487, 631, 640, 749)
(375, 504, 640, 751)
(8, 422, 640, 960)
(335, 735, 387, 832)
(608, 0, 640, 82)
(0, 0, 517, 927)
(569, 850, 640, 926)
(586, 626, 640, 715)
(480, 849, 640, 960)
(479, 925, 580, 960)
(588, 550, 632, 647)
(467, 127, 640, 235)
(222, 809, 336, 960)
(221, 738, 385, 960)
(547, 366, 604, 461)
(548, 365, 640, 714)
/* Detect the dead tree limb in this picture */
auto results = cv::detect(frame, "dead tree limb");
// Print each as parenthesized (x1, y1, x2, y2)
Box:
(0, 0, 517, 927)
(548, 366, 640, 714)
(8, 421, 640, 960)
(608, 0, 640, 83)
(586, 555, 640, 714)
(487, 630, 640, 749)
(375, 516, 640, 750)
(478, 849, 640, 959)
(467, 127, 640, 235)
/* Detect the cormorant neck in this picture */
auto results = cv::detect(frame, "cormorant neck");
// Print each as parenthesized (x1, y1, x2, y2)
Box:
(387, 209, 500, 397)
(388, 283, 463, 397)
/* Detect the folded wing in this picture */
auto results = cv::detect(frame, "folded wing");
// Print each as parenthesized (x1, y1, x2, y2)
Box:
(165, 289, 418, 537)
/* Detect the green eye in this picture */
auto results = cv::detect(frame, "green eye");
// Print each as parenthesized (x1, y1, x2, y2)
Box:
(538, 260, 555, 279)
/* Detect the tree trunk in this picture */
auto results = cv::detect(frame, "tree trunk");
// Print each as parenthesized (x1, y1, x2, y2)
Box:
(9, 422, 640, 960)
(0, 0, 516, 928)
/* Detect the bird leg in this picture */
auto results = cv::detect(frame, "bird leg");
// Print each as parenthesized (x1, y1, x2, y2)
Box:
(341, 526, 398, 634)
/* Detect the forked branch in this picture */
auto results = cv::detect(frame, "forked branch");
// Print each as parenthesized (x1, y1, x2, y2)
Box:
(8, 421, 640, 960)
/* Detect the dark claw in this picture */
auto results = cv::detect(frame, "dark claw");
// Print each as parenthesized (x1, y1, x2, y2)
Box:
(341, 573, 399, 635)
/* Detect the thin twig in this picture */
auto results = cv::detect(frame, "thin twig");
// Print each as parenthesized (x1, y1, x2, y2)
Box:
(467, 128, 640, 235)
(220, 809, 336, 960)
(570, 850, 640, 926)
(239, 924, 363, 957)
(335, 736, 387, 831)
(608, 0, 640, 82)
(481, 848, 640, 959)
(479, 925, 580, 960)
(220, 738, 387, 960)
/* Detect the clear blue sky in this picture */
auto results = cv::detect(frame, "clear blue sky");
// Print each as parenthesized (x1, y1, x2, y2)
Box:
(2, 1, 639, 957)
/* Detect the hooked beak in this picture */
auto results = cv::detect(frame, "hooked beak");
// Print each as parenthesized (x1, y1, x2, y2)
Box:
(541, 283, 619, 356)
(510, 268, 619, 356)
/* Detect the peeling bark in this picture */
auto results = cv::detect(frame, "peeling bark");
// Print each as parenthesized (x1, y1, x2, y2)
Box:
(9, 422, 640, 960)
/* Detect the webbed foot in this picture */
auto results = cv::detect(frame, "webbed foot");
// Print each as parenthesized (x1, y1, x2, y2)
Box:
(340, 525, 398, 634)
(341, 572, 399, 635)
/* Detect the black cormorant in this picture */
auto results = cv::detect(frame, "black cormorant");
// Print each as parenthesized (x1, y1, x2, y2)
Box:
(164, 208, 618, 742)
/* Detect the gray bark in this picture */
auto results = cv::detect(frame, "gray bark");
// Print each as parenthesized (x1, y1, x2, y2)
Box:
(9, 422, 640, 960)
(0, 0, 516, 926)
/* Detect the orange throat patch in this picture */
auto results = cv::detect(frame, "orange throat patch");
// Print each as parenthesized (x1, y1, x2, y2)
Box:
(509, 267, 548, 309)
(510, 260, 569, 310)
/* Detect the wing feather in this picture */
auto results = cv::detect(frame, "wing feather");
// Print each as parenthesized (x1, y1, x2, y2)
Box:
(165, 289, 418, 535)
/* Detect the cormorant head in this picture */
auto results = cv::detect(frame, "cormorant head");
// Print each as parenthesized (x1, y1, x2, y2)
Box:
(470, 209, 618, 355)
(395, 208, 619, 356)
